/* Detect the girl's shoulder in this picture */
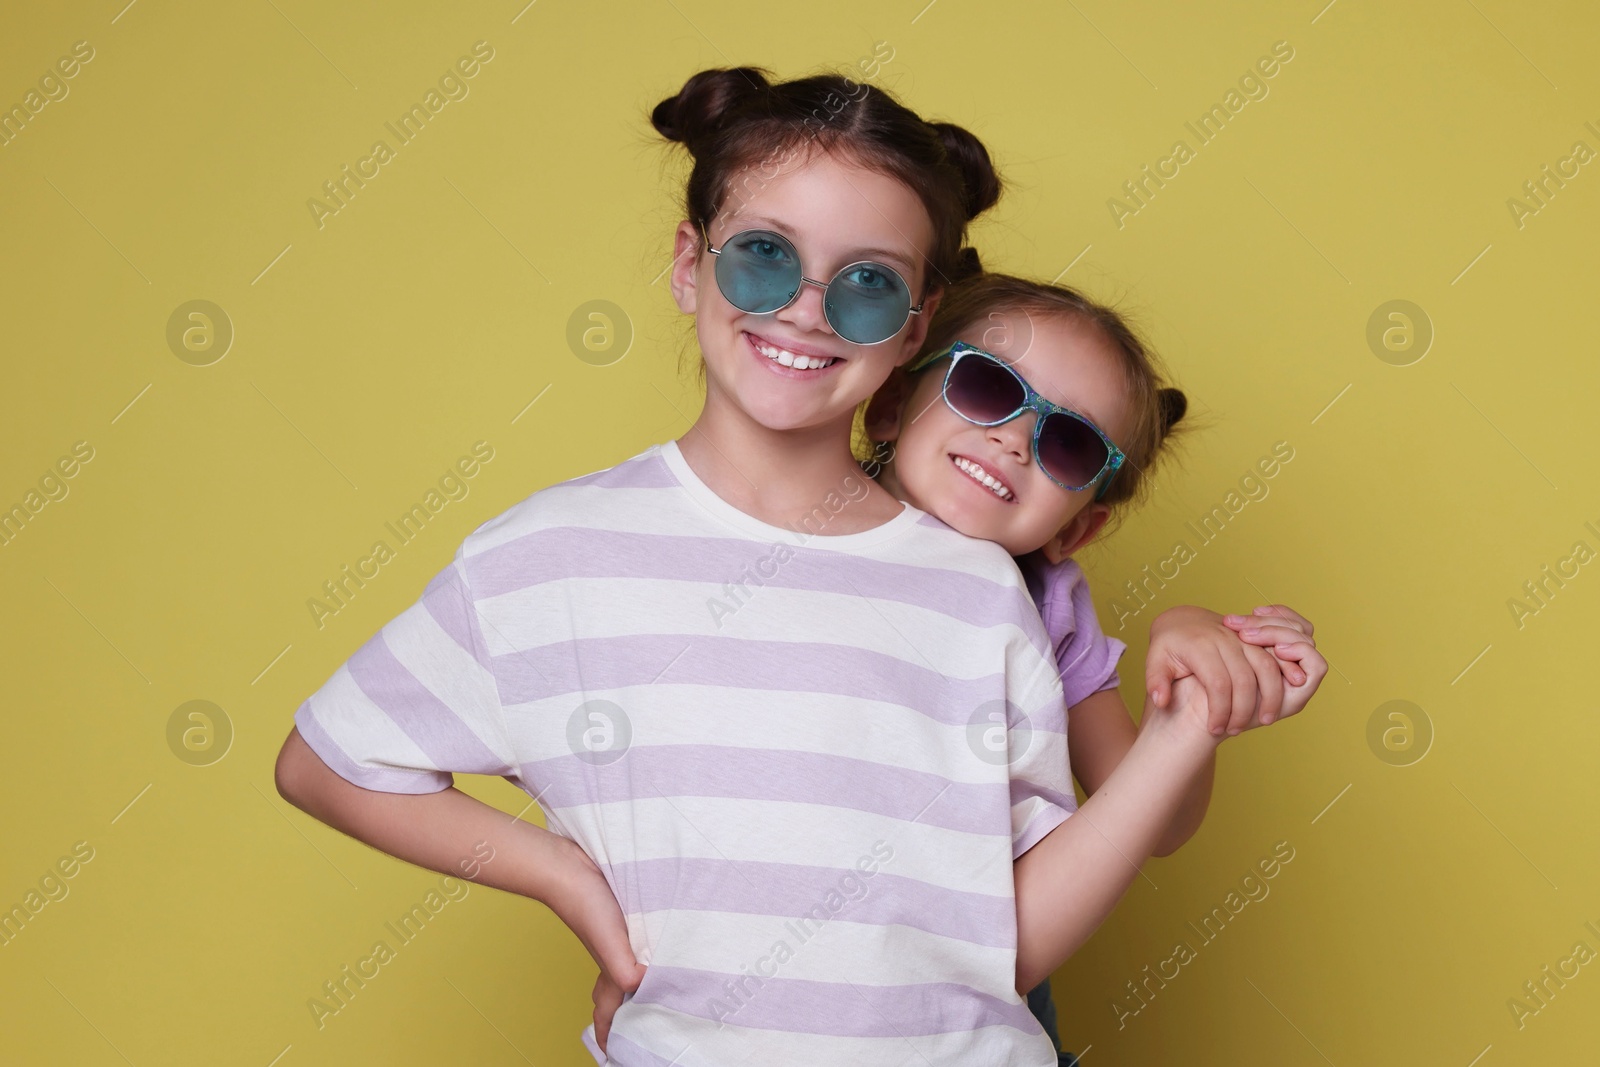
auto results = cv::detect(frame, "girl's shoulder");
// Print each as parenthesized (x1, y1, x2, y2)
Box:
(461, 442, 675, 557)
(905, 510, 1037, 582)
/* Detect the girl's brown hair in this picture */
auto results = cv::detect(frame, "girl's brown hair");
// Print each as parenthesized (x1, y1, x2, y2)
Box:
(888, 260, 1190, 522)
(651, 66, 1002, 381)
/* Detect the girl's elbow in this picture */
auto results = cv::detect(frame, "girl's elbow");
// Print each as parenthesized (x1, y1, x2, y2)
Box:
(1151, 829, 1196, 858)
(274, 728, 315, 807)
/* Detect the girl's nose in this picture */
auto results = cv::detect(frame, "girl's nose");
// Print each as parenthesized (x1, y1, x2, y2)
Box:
(774, 276, 831, 336)
(987, 411, 1035, 462)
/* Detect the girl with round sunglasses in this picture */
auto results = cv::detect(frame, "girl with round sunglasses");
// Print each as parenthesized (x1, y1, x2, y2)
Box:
(860, 267, 1329, 1062)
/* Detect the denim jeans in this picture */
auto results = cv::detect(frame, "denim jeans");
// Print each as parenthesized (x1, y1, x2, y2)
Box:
(1025, 979, 1080, 1067)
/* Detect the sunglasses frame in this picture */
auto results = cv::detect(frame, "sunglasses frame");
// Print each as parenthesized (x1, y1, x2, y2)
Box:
(907, 340, 1127, 500)
(700, 222, 924, 346)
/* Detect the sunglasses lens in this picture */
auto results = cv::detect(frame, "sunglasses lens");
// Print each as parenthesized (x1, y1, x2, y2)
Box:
(824, 264, 912, 344)
(946, 352, 1026, 423)
(1038, 412, 1111, 489)
(714, 231, 801, 314)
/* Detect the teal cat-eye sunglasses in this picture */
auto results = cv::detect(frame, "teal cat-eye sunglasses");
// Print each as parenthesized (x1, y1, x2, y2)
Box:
(906, 341, 1126, 500)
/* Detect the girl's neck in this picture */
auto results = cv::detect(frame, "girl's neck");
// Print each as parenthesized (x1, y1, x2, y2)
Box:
(675, 402, 907, 537)
(873, 461, 910, 507)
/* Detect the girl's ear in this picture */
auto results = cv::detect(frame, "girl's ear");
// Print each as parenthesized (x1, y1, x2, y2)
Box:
(862, 366, 914, 443)
(1040, 503, 1111, 565)
(668, 220, 703, 314)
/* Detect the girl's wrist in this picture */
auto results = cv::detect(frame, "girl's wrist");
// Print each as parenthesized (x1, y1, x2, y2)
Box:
(488, 819, 593, 909)
(1138, 696, 1225, 755)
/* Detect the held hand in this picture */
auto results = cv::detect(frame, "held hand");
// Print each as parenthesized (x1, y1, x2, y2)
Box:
(1146, 605, 1286, 737)
(543, 835, 644, 1051)
(1139, 672, 1227, 748)
(1221, 604, 1328, 722)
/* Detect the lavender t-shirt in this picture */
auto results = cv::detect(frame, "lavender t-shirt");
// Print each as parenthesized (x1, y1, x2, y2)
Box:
(294, 438, 1076, 1066)
(1014, 549, 1127, 709)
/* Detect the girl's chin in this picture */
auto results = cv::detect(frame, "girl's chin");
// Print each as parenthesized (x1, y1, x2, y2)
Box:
(733, 392, 846, 432)
(731, 372, 869, 426)
(930, 494, 1003, 539)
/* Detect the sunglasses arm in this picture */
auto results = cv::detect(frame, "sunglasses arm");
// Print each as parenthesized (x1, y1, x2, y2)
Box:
(1091, 453, 1126, 501)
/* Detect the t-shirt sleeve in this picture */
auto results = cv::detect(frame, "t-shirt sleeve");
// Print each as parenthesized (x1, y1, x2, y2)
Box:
(293, 541, 519, 794)
(1003, 612, 1082, 860)
(1019, 551, 1128, 709)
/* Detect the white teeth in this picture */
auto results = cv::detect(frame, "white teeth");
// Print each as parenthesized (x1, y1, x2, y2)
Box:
(753, 337, 834, 370)
(954, 456, 1012, 500)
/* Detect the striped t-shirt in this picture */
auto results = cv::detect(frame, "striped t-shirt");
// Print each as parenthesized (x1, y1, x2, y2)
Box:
(295, 437, 1077, 1066)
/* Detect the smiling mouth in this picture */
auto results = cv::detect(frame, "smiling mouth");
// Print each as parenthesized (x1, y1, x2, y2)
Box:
(951, 454, 1014, 501)
(747, 332, 841, 371)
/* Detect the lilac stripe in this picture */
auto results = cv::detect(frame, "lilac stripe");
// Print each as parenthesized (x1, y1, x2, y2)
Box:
(492, 633, 1053, 733)
(633, 965, 1042, 1037)
(293, 701, 451, 794)
(605, 856, 1015, 948)
(562, 450, 677, 490)
(1027, 694, 1069, 736)
(579, 1024, 604, 1065)
(419, 561, 492, 670)
(344, 630, 512, 777)
(470, 525, 1042, 641)
(521, 745, 1009, 838)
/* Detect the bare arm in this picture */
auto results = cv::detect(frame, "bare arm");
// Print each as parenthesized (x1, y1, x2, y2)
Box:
(1067, 688, 1214, 857)
(1015, 606, 1328, 992)
(274, 727, 643, 990)
(1014, 680, 1220, 993)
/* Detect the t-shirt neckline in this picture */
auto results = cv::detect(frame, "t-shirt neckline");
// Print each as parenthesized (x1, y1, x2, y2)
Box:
(657, 437, 922, 548)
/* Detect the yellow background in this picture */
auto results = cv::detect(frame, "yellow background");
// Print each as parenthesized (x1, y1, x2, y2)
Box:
(2, 1, 1596, 1064)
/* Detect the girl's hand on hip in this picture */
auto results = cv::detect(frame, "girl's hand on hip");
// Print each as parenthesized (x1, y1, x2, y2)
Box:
(592, 964, 645, 1056)
(543, 835, 644, 1049)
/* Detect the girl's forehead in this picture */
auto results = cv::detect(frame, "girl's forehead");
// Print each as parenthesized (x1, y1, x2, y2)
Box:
(1008, 313, 1111, 371)
(717, 151, 933, 262)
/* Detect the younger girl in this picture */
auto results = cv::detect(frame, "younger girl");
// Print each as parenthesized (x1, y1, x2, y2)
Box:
(859, 267, 1325, 1060)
